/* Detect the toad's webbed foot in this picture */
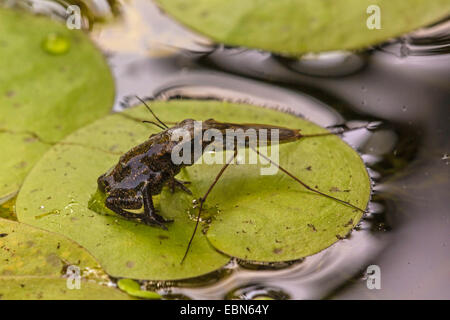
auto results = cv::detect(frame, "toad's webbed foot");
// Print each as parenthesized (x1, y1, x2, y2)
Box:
(141, 214, 173, 230)
(143, 188, 173, 230)
(168, 178, 192, 195)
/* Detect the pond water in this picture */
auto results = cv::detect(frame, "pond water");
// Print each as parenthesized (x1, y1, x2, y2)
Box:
(5, 0, 449, 299)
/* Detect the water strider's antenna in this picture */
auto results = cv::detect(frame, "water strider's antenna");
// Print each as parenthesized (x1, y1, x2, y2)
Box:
(135, 96, 169, 129)
(142, 120, 166, 131)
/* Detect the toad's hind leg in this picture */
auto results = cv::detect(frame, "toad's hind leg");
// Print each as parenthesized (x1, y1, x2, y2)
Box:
(105, 196, 142, 220)
(142, 185, 174, 230)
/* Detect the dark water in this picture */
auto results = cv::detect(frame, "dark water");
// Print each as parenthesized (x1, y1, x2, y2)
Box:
(6, 0, 449, 299)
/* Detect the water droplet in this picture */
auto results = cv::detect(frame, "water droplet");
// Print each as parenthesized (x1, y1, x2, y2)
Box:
(366, 121, 383, 130)
(442, 153, 449, 165)
(42, 33, 70, 55)
(401, 105, 407, 112)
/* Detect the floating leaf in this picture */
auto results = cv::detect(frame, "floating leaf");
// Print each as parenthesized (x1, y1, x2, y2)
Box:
(0, 7, 114, 202)
(16, 101, 234, 280)
(0, 218, 131, 299)
(0, 218, 102, 277)
(0, 277, 132, 300)
(16, 100, 370, 279)
(0, 197, 16, 221)
(202, 137, 370, 261)
(117, 279, 161, 299)
(155, 0, 450, 55)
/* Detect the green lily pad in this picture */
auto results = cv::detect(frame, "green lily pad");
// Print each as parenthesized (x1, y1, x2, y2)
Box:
(0, 7, 114, 202)
(0, 197, 16, 221)
(202, 137, 370, 261)
(117, 279, 162, 299)
(15, 101, 233, 280)
(0, 277, 132, 300)
(155, 0, 450, 55)
(15, 100, 370, 278)
(0, 218, 131, 299)
(0, 218, 102, 277)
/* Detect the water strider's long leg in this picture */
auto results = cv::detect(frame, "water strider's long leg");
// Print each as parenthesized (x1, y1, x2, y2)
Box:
(252, 147, 366, 213)
(180, 150, 238, 264)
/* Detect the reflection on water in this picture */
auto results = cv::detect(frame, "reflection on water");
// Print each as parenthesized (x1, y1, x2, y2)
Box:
(4, 0, 449, 299)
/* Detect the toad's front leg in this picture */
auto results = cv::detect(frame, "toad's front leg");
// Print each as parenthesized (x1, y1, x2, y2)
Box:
(167, 178, 192, 195)
(142, 185, 174, 230)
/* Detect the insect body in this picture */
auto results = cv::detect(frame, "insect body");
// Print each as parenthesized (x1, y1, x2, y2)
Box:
(97, 98, 366, 262)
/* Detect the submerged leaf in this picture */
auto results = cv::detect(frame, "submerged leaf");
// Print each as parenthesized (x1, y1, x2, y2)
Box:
(0, 218, 130, 299)
(0, 8, 114, 202)
(117, 279, 161, 299)
(155, 0, 450, 55)
(0, 277, 132, 300)
(16, 100, 370, 279)
(0, 197, 16, 221)
(0, 218, 102, 277)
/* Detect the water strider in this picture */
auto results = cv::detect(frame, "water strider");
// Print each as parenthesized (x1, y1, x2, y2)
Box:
(97, 97, 367, 263)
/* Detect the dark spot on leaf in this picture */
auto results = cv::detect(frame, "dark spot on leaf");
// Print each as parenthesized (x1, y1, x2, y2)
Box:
(23, 136, 38, 143)
(126, 261, 135, 268)
(109, 144, 119, 152)
(158, 235, 169, 240)
(273, 248, 283, 254)
(0, 233, 8, 238)
(305, 166, 312, 171)
(46, 253, 60, 267)
(343, 219, 353, 227)
(329, 186, 341, 192)
(14, 161, 27, 169)
(307, 224, 317, 232)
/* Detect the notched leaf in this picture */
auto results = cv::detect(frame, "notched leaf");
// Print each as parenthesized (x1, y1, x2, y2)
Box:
(16, 100, 370, 278)
(0, 8, 114, 202)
